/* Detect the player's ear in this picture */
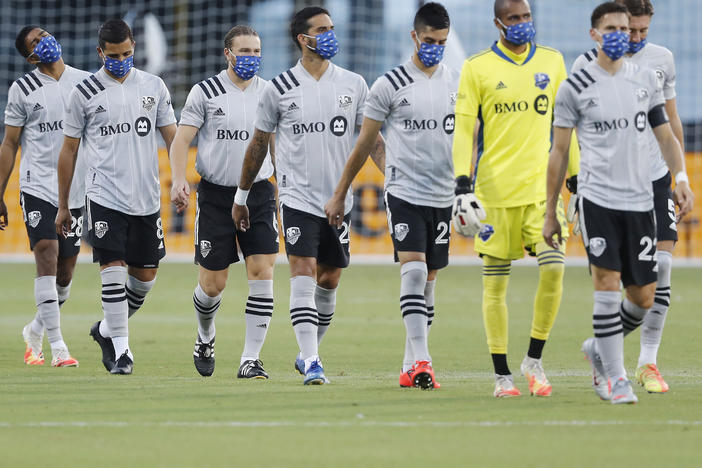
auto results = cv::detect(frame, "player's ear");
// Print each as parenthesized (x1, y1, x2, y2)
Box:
(26, 53, 39, 65)
(589, 28, 599, 43)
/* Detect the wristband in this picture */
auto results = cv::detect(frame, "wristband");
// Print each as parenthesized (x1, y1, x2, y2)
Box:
(234, 188, 250, 205)
(675, 171, 689, 185)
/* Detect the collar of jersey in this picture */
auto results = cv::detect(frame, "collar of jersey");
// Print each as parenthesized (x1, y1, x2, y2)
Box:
(491, 40, 535, 66)
(100, 66, 135, 85)
(296, 59, 334, 81)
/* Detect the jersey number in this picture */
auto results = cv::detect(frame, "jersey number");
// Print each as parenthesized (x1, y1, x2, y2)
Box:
(67, 215, 83, 238)
(435, 221, 449, 245)
(638, 236, 655, 262)
(339, 221, 350, 244)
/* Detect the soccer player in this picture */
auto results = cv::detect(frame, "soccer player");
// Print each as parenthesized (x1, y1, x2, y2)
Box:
(55, 19, 177, 375)
(233, 6, 382, 385)
(570, 0, 683, 395)
(0, 26, 90, 367)
(324, 2, 457, 389)
(169, 25, 278, 379)
(544, 1, 693, 404)
(452, 0, 580, 397)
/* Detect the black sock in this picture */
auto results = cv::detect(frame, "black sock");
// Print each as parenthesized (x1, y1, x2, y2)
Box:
(491, 353, 510, 375)
(527, 337, 546, 359)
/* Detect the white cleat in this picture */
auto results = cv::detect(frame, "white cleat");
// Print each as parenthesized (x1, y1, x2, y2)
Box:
(581, 338, 611, 400)
(610, 378, 638, 405)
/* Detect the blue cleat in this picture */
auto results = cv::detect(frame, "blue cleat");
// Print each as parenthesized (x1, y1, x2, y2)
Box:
(294, 354, 305, 375)
(303, 359, 326, 385)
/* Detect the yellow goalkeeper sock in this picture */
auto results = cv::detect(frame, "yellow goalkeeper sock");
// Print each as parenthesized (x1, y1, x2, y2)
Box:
(482, 256, 511, 355)
(530, 241, 566, 343)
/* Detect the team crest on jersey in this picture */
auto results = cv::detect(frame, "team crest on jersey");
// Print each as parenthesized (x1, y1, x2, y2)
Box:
(141, 96, 156, 111)
(655, 69, 665, 86)
(286, 227, 301, 245)
(200, 240, 212, 258)
(394, 223, 409, 242)
(94, 221, 109, 239)
(534, 73, 550, 90)
(338, 95, 352, 109)
(27, 211, 42, 228)
(449, 92, 457, 104)
(588, 237, 607, 257)
(330, 116, 348, 137)
(636, 88, 649, 101)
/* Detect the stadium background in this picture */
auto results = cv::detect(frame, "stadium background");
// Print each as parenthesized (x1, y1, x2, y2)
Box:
(1, 0, 700, 259)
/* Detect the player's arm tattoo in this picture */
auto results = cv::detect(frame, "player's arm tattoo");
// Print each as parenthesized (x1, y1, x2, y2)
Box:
(239, 129, 271, 190)
(369, 132, 386, 173)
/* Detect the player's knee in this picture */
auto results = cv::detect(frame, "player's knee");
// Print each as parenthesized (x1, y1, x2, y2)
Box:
(317, 268, 341, 289)
(33, 240, 58, 275)
(200, 278, 224, 297)
(636, 294, 655, 310)
(538, 261, 564, 281)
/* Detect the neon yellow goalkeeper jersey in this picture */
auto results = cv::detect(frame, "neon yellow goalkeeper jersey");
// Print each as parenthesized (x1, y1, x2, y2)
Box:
(454, 41, 578, 208)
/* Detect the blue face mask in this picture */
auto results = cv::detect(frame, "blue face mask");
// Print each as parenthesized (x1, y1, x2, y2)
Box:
(103, 54, 134, 78)
(303, 30, 339, 59)
(497, 19, 536, 45)
(597, 30, 629, 61)
(32, 35, 62, 63)
(415, 41, 445, 67)
(231, 54, 261, 81)
(628, 38, 647, 54)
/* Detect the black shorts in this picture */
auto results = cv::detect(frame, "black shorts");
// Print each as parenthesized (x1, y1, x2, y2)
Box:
(20, 191, 82, 258)
(280, 204, 350, 268)
(579, 197, 657, 287)
(86, 198, 165, 268)
(195, 179, 279, 271)
(384, 192, 451, 270)
(652, 172, 678, 243)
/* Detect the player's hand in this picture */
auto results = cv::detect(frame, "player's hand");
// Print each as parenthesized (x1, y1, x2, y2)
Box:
(543, 212, 563, 249)
(0, 198, 8, 230)
(170, 177, 190, 213)
(232, 203, 250, 232)
(673, 180, 694, 222)
(55, 206, 72, 239)
(452, 175, 485, 237)
(324, 194, 345, 228)
(566, 195, 581, 236)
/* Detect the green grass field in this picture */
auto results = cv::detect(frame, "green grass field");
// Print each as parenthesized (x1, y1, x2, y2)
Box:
(1, 262, 700, 467)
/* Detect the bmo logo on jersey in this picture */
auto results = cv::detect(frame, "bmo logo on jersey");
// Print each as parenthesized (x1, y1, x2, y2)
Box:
(291, 116, 348, 137)
(591, 118, 630, 133)
(37, 120, 63, 133)
(330, 116, 347, 137)
(135, 117, 151, 137)
(216, 129, 250, 140)
(99, 117, 151, 137)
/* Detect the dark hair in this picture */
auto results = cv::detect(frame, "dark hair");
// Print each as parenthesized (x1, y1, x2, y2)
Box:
(493, 0, 528, 19)
(414, 2, 450, 31)
(224, 25, 259, 49)
(615, 0, 654, 16)
(98, 18, 133, 49)
(290, 6, 330, 50)
(591, 2, 629, 28)
(15, 25, 40, 57)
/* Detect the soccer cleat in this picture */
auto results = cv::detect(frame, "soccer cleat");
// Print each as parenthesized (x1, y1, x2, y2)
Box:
(412, 360, 438, 390)
(294, 354, 305, 375)
(520, 356, 552, 397)
(581, 337, 611, 401)
(193, 335, 215, 377)
(399, 367, 415, 387)
(110, 351, 133, 375)
(89, 321, 115, 371)
(51, 348, 79, 367)
(494, 374, 521, 397)
(303, 359, 326, 385)
(22, 324, 44, 365)
(237, 359, 269, 379)
(635, 364, 669, 394)
(610, 378, 638, 404)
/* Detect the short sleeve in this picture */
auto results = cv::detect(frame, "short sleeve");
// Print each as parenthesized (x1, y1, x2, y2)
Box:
(63, 87, 87, 139)
(156, 78, 177, 127)
(254, 82, 280, 133)
(355, 77, 369, 126)
(4, 83, 27, 127)
(454, 60, 480, 117)
(553, 82, 579, 128)
(570, 53, 590, 76)
(178, 85, 206, 129)
(662, 50, 676, 100)
(363, 76, 393, 122)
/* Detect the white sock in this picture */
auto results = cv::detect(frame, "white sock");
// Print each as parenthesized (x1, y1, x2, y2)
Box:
(402, 279, 436, 372)
(29, 312, 44, 337)
(101, 266, 129, 355)
(620, 297, 647, 336)
(593, 290, 626, 381)
(640, 250, 672, 366)
(112, 336, 132, 360)
(35, 275, 64, 349)
(193, 284, 221, 343)
(290, 276, 318, 361)
(56, 281, 71, 308)
(401, 262, 430, 363)
(99, 319, 110, 338)
(241, 279, 273, 363)
(315, 285, 337, 345)
(126, 275, 155, 318)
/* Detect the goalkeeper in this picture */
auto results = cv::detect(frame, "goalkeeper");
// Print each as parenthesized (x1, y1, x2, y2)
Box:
(452, 0, 579, 397)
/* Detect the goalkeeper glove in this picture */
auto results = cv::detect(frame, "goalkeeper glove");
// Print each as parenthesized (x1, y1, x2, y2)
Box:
(452, 176, 486, 237)
(565, 175, 580, 235)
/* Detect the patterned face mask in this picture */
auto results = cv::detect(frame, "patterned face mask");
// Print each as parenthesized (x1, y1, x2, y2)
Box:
(303, 29, 339, 59)
(32, 35, 62, 63)
(497, 19, 536, 45)
(103, 54, 134, 78)
(230, 53, 261, 81)
(628, 38, 647, 54)
(596, 30, 630, 61)
(415, 40, 445, 67)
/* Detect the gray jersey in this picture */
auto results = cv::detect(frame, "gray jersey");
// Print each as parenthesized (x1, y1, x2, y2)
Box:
(572, 43, 676, 181)
(256, 61, 368, 217)
(4, 65, 90, 209)
(63, 67, 176, 216)
(179, 70, 273, 186)
(364, 60, 459, 208)
(554, 61, 664, 212)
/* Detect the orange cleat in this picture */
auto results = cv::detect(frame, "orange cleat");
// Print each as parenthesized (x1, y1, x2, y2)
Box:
(22, 324, 44, 365)
(51, 348, 79, 367)
(494, 374, 521, 397)
(412, 360, 439, 389)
